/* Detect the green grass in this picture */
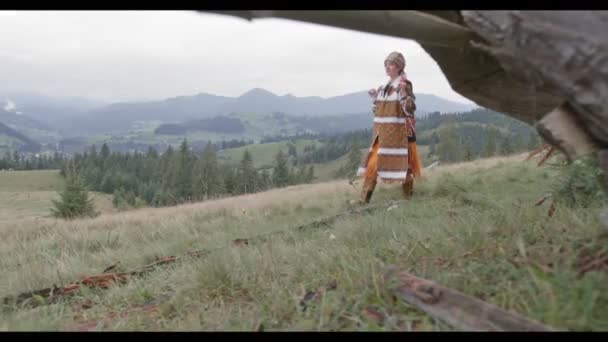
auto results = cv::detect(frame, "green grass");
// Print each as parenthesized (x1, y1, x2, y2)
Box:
(311, 152, 351, 183)
(417, 121, 510, 142)
(0, 154, 606, 331)
(219, 139, 322, 168)
(0, 170, 115, 222)
(0, 169, 64, 191)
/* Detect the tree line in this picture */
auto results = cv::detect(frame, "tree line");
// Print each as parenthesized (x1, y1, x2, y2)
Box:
(60, 140, 315, 210)
(0, 151, 66, 170)
(289, 129, 371, 165)
(418, 109, 542, 163)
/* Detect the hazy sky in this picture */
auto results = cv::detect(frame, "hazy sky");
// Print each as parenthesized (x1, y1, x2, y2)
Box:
(0, 10, 474, 104)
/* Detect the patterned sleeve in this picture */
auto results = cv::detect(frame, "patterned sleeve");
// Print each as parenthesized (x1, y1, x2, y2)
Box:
(371, 85, 382, 114)
(399, 80, 417, 136)
(399, 80, 416, 118)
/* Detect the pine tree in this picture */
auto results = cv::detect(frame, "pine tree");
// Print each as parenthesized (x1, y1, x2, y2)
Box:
(192, 142, 222, 199)
(112, 188, 128, 210)
(428, 132, 440, 158)
(287, 142, 297, 158)
(101, 143, 111, 159)
(259, 169, 272, 190)
(295, 164, 308, 184)
(89, 145, 98, 166)
(145, 146, 158, 159)
(38, 156, 44, 170)
(500, 135, 514, 155)
(463, 138, 474, 161)
(437, 125, 463, 162)
(221, 164, 237, 195)
(170, 139, 194, 201)
(272, 150, 290, 187)
(236, 149, 257, 194)
(12, 151, 20, 169)
(51, 173, 97, 219)
(345, 137, 362, 178)
(483, 128, 498, 158)
(306, 165, 315, 183)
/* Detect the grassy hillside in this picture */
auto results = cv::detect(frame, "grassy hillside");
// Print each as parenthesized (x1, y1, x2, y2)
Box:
(0, 154, 606, 331)
(219, 139, 322, 168)
(0, 170, 116, 223)
(417, 121, 509, 141)
(0, 170, 64, 191)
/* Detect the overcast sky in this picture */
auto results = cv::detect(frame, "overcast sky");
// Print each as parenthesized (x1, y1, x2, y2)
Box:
(0, 10, 474, 104)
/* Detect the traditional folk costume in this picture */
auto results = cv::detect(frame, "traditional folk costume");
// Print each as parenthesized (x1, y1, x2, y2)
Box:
(356, 52, 423, 203)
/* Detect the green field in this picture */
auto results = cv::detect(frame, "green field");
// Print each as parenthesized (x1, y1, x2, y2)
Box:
(85, 112, 314, 148)
(0, 170, 115, 223)
(219, 139, 322, 168)
(0, 169, 64, 191)
(1, 153, 606, 331)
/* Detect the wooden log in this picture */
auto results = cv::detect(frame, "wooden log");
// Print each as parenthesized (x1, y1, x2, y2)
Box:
(384, 267, 560, 331)
(537, 146, 556, 166)
(526, 144, 550, 161)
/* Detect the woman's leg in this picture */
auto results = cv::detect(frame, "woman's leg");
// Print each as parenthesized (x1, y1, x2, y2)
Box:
(402, 170, 414, 199)
(402, 140, 419, 199)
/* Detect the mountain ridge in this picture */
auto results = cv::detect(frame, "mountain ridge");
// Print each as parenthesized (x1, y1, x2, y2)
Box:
(68, 88, 477, 135)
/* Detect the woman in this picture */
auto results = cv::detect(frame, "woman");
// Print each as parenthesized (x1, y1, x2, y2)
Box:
(356, 51, 422, 203)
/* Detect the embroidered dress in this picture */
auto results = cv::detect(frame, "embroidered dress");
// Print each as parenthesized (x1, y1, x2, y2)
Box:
(357, 74, 417, 183)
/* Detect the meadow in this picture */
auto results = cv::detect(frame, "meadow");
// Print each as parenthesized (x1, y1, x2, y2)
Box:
(0, 153, 606, 331)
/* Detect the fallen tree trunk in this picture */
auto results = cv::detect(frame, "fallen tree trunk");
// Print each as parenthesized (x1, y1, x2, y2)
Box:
(384, 267, 560, 331)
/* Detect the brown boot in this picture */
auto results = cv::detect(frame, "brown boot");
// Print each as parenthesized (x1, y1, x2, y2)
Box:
(360, 179, 377, 204)
(402, 177, 414, 200)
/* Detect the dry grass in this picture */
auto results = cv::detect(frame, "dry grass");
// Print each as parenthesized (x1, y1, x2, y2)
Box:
(0, 191, 115, 222)
(421, 152, 528, 178)
(0, 154, 606, 331)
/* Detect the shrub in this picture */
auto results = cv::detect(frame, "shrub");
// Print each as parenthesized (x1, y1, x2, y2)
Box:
(552, 156, 608, 208)
(51, 175, 98, 219)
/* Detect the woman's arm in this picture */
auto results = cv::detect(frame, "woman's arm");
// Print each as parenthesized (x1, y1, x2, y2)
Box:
(369, 86, 381, 115)
(398, 77, 417, 135)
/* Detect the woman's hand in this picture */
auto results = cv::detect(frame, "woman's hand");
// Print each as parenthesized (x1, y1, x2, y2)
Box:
(368, 88, 377, 98)
(398, 76, 409, 97)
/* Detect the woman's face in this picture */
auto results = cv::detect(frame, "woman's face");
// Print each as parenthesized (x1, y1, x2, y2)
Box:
(385, 61, 400, 79)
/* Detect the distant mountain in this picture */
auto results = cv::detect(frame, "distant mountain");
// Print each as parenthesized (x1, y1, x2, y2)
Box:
(218, 88, 476, 117)
(1, 91, 106, 113)
(0, 108, 50, 131)
(155, 116, 246, 135)
(0, 121, 41, 152)
(64, 92, 233, 136)
(72, 88, 477, 135)
(0, 91, 108, 134)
